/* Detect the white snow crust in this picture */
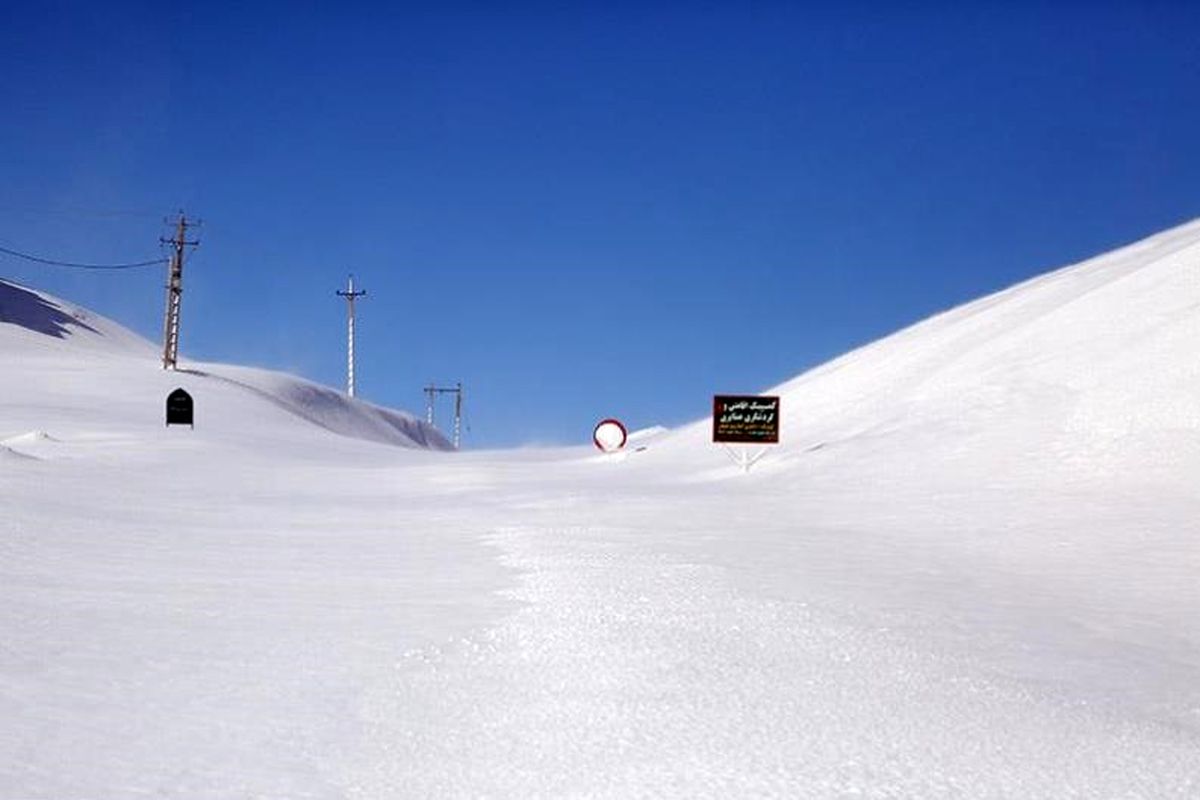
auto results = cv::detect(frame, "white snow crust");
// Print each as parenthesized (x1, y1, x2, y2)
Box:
(3, 220, 1200, 798)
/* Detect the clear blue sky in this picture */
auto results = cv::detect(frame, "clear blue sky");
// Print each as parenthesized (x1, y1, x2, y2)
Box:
(3, 2, 1198, 447)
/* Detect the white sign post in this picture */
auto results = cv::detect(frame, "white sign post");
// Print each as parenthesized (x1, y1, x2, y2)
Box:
(712, 395, 780, 473)
(721, 445, 769, 473)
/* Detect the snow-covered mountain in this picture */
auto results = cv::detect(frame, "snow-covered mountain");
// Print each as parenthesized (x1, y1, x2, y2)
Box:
(0, 277, 451, 451)
(3, 221, 1198, 798)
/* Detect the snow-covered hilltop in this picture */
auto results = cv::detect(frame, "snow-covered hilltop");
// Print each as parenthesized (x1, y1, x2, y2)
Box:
(0, 277, 451, 451)
(0, 275, 157, 356)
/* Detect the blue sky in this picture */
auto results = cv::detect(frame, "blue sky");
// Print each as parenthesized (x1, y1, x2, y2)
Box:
(3, 2, 1198, 447)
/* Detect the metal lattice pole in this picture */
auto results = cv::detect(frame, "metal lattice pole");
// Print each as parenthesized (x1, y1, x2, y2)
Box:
(160, 214, 198, 369)
(425, 385, 437, 425)
(336, 275, 366, 396)
(424, 382, 464, 450)
(453, 382, 463, 450)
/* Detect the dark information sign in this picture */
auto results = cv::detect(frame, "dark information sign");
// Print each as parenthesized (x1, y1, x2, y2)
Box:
(712, 395, 780, 444)
(166, 388, 194, 428)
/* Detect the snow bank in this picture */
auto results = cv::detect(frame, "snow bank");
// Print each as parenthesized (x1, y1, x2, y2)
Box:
(0, 444, 38, 461)
(181, 365, 452, 450)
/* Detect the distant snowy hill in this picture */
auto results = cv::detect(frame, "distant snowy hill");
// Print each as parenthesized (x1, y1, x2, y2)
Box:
(0, 277, 451, 451)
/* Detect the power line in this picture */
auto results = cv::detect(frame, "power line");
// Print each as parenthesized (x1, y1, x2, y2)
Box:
(0, 205, 167, 221)
(0, 243, 167, 270)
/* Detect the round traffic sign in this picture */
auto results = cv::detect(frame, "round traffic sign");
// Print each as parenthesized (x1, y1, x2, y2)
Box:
(593, 418, 628, 452)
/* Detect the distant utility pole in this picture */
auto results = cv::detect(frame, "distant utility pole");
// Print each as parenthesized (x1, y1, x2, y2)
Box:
(424, 381, 464, 449)
(336, 274, 367, 397)
(160, 213, 199, 370)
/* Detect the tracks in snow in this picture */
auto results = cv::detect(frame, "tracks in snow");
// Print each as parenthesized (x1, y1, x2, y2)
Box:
(346, 525, 1200, 798)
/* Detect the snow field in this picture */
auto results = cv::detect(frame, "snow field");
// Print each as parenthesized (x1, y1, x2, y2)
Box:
(4, 218, 1200, 796)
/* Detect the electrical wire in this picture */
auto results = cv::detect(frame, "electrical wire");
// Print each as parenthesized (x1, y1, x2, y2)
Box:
(0, 244, 167, 270)
(0, 205, 166, 221)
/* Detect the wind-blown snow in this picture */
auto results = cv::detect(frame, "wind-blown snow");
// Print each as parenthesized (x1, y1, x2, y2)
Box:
(3, 221, 1200, 798)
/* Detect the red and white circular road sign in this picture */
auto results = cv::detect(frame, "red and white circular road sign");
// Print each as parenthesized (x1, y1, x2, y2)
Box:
(593, 418, 628, 452)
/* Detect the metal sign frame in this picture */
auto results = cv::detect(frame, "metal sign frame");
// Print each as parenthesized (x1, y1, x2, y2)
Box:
(712, 395, 780, 444)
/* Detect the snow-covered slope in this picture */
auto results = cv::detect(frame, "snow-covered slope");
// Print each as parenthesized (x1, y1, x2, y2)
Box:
(0, 277, 450, 451)
(661, 218, 1200, 492)
(3, 222, 1200, 798)
(0, 275, 157, 356)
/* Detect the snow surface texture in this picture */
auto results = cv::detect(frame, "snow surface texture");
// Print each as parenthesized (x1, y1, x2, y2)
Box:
(3, 221, 1200, 798)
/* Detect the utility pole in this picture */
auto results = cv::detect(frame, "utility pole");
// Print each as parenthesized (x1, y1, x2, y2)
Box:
(336, 274, 367, 397)
(424, 385, 437, 426)
(423, 382, 464, 449)
(160, 213, 198, 370)
(453, 381, 463, 450)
